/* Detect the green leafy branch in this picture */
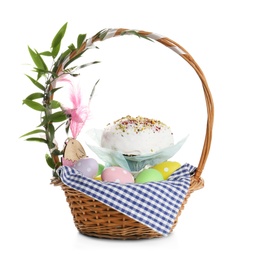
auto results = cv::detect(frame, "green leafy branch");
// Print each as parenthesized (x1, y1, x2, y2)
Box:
(21, 25, 153, 176)
(21, 23, 99, 174)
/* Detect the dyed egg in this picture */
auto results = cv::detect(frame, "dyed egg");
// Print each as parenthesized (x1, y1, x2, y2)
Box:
(93, 164, 104, 181)
(94, 175, 102, 181)
(152, 161, 181, 180)
(73, 158, 98, 178)
(101, 166, 134, 184)
(135, 168, 163, 183)
(96, 163, 105, 176)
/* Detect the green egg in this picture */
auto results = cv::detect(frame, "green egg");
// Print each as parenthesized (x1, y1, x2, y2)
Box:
(96, 163, 105, 176)
(135, 168, 164, 183)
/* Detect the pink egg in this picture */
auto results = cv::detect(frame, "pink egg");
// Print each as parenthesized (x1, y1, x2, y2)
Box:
(73, 158, 98, 178)
(101, 166, 134, 184)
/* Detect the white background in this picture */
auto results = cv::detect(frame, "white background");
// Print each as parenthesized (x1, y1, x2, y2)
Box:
(1, 0, 253, 259)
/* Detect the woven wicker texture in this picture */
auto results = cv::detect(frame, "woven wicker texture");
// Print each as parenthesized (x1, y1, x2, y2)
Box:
(54, 176, 204, 239)
(52, 28, 214, 239)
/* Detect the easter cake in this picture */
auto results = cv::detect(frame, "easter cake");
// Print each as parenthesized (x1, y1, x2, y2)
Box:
(101, 115, 174, 156)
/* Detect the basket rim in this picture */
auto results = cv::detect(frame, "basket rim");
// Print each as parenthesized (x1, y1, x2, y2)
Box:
(23, 25, 214, 179)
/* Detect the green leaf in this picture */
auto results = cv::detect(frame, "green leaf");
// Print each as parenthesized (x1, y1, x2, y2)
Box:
(25, 75, 45, 91)
(69, 73, 80, 77)
(28, 47, 48, 72)
(90, 79, 100, 100)
(23, 99, 45, 111)
(121, 30, 153, 42)
(20, 129, 46, 138)
(49, 86, 63, 96)
(33, 68, 54, 76)
(48, 111, 67, 122)
(63, 66, 77, 74)
(48, 123, 55, 141)
(77, 34, 86, 48)
(65, 122, 70, 135)
(78, 61, 100, 70)
(25, 92, 44, 100)
(98, 29, 109, 40)
(25, 137, 47, 143)
(52, 149, 62, 155)
(68, 43, 76, 51)
(55, 122, 66, 132)
(51, 22, 68, 48)
(63, 44, 97, 69)
(40, 51, 53, 56)
(51, 43, 61, 58)
(93, 29, 106, 40)
(52, 48, 72, 74)
(64, 61, 100, 76)
(48, 142, 56, 150)
(51, 22, 68, 57)
(37, 116, 47, 127)
(45, 154, 55, 169)
(50, 100, 61, 109)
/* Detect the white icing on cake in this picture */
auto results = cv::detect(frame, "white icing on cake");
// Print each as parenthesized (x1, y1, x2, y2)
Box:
(101, 115, 174, 155)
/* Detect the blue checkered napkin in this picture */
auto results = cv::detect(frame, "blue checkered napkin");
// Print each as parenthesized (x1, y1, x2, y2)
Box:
(57, 163, 195, 236)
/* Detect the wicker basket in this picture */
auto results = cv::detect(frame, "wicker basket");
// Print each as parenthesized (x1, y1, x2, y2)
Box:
(52, 28, 214, 240)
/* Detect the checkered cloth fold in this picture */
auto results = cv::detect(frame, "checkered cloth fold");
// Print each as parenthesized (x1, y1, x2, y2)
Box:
(57, 163, 195, 236)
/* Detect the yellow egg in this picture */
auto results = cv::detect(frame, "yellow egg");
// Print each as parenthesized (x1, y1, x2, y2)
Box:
(94, 175, 102, 181)
(152, 161, 181, 180)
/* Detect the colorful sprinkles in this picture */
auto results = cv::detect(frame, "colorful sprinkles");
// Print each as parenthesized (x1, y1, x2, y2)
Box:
(109, 115, 168, 134)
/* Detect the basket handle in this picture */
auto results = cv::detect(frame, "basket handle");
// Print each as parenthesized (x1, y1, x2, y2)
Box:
(55, 28, 214, 179)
